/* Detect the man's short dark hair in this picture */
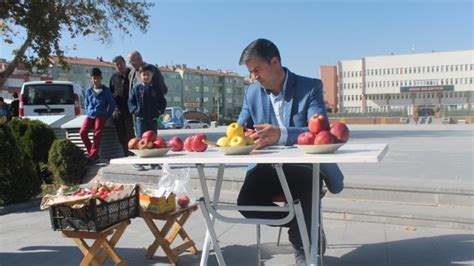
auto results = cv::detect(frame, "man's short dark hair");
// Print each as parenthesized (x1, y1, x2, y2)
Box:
(112, 55, 125, 63)
(139, 63, 154, 73)
(13, 92, 18, 98)
(91, 68, 102, 77)
(239, 38, 281, 65)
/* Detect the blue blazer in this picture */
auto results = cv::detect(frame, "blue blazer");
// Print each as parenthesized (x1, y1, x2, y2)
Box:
(237, 68, 344, 193)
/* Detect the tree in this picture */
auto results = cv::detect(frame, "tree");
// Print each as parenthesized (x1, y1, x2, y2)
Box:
(0, 0, 154, 87)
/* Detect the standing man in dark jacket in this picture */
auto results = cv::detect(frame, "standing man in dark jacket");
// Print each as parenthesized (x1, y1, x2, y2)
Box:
(109, 55, 134, 156)
(127, 51, 168, 96)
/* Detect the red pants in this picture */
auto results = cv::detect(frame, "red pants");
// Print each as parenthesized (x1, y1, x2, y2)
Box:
(80, 116, 107, 159)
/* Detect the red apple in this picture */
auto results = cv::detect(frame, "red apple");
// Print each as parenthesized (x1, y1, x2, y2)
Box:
(128, 138, 139, 149)
(177, 195, 190, 208)
(168, 137, 184, 151)
(308, 114, 330, 134)
(138, 139, 148, 150)
(192, 133, 208, 152)
(183, 136, 195, 152)
(153, 136, 167, 148)
(141, 130, 157, 143)
(330, 122, 350, 143)
(297, 132, 315, 145)
(314, 130, 336, 145)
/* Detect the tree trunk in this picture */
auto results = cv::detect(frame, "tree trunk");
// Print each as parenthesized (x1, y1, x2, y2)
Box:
(0, 35, 33, 89)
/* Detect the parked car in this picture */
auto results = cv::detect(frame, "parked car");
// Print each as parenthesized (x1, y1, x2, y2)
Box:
(184, 119, 209, 129)
(19, 80, 85, 117)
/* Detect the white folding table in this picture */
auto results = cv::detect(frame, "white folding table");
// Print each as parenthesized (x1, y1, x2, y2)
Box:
(110, 143, 388, 266)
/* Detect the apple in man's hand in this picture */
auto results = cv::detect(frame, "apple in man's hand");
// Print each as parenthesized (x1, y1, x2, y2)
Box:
(168, 137, 184, 151)
(177, 195, 190, 208)
(308, 114, 330, 135)
(330, 122, 350, 143)
(297, 132, 316, 145)
(314, 130, 336, 145)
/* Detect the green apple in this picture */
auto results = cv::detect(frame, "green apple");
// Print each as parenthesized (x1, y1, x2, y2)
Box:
(244, 136, 254, 145)
(229, 136, 246, 147)
(226, 122, 244, 140)
(216, 136, 230, 147)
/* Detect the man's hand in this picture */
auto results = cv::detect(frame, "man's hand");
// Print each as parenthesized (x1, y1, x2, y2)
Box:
(253, 124, 280, 149)
(112, 110, 121, 120)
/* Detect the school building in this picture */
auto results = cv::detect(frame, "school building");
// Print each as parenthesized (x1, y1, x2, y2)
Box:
(321, 50, 474, 115)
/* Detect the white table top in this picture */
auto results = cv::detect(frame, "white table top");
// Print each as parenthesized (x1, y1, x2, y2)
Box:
(109, 143, 388, 165)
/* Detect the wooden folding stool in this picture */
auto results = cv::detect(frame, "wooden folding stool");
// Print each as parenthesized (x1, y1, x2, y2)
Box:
(61, 219, 130, 266)
(140, 203, 199, 265)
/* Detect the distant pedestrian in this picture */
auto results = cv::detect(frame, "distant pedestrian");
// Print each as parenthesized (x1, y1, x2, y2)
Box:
(109, 55, 134, 156)
(9, 92, 19, 118)
(414, 114, 419, 125)
(0, 97, 9, 118)
(80, 68, 116, 165)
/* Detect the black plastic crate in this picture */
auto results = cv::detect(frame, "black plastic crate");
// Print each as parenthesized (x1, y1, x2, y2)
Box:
(49, 185, 139, 232)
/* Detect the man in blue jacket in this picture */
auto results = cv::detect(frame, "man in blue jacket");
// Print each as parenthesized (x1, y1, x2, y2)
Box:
(236, 39, 344, 265)
(80, 68, 116, 165)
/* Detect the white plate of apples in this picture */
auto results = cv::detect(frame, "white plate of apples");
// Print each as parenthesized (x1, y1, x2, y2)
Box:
(128, 130, 171, 158)
(295, 114, 350, 154)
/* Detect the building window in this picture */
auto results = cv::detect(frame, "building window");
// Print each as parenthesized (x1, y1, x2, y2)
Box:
(173, 96, 181, 102)
(203, 97, 209, 102)
(184, 85, 190, 91)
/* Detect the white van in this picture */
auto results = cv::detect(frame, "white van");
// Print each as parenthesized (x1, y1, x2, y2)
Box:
(19, 80, 85, 117)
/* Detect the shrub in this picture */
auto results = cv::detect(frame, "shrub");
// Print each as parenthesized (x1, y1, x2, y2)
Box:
(0, 121, 41, 206)
(48, 139, 87, 185)
(9, 118, 56, 163)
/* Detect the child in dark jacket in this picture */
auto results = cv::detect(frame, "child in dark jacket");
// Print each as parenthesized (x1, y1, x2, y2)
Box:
(128, 63, 167, 139)
(80, 68, 116, 164)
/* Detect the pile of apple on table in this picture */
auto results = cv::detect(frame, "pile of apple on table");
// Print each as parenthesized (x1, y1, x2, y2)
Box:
(297, 114, 350, 145)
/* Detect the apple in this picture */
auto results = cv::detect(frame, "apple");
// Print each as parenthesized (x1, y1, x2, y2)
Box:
(308, 114, 330, 135)
(168, 136, 184, 151)
(192, 133, 208, 152)
(229, 136, 246, 147)
(128, 138, 139, 149)
(226, 122, 244, 139)
(177, 195, 190, 208)
(138, 139, 148, 150)
(183, 136, 195, 152)
(244, 128, 255, 137)
(297, 132, 315, 145)
(314, 130, 336, 145)
(330, 122, 350, 143)
(153, 136, 167, 148)
(216, 136, 230, 147)
(244, 136, 254, 145)
(141, 130, 157, 143)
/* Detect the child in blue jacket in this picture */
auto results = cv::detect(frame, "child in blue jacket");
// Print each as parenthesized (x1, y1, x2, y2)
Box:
(80, 68, 116, 164)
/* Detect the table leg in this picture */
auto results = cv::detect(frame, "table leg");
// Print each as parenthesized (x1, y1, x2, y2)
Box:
(310, 163, 321, 266)
(198, 198, 226, 266)
(197, 164, 226, 266)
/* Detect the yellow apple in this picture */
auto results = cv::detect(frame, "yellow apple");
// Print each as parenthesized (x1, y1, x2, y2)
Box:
(226, 122, 244, 139)
(229, 136, 246, 147)
(244, 136, 254, 145)
(216, 136, 230, 147)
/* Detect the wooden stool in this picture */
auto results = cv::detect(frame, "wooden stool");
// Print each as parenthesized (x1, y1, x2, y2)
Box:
(61, 219, 130, 266)
(140, 203, 199, 265)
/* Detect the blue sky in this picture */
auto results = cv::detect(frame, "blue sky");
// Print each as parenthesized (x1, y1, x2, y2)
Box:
(1, 0, 473, 78)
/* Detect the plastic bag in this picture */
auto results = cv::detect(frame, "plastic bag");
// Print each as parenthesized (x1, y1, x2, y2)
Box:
(157, 163, 191, 197)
